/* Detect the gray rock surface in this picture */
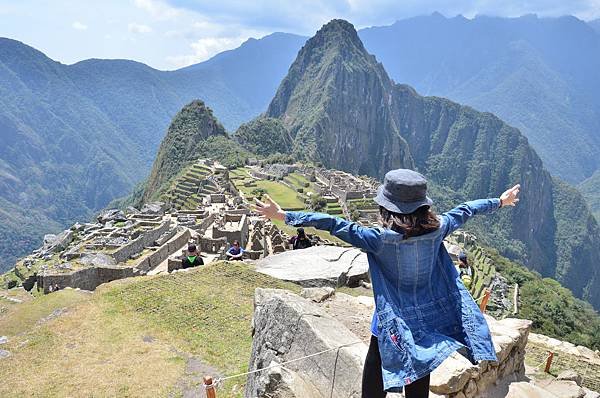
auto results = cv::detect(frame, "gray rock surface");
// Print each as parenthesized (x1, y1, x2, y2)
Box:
(0, 336, 7, 345)
(79, 253, 117, 267)
(141, 202, 166, 215)
(506, 381, 558, 398)
(254, 246, 368, 287)
(557, 369, 583, 386)
(97, 209, 127, 224)
(534, 379, 586, 398)
(245, 288, 367, 398)
(44, 229, 74, 253)
(300, 287, 335, 303)
(0, 349, 10, 359)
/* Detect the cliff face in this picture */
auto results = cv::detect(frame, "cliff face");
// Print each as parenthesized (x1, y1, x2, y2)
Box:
(142, 100, 226, 201)
(266, 19, 414, 177)
(262, 19, 600, 309)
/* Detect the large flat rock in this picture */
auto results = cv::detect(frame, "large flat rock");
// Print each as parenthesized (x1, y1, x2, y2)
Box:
(254, 246, 368, 287)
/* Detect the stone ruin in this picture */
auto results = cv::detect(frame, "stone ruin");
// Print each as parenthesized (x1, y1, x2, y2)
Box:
(246, 288, 598, 398)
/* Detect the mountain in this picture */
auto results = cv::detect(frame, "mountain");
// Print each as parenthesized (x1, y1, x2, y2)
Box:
(0, 33, 304, 273)
(143, 100, 224, 201)
(580, 170, 600, 220)
(359, 14, 600, 185)
(266, 20, 414, 176)
(257, 19, 600, 309)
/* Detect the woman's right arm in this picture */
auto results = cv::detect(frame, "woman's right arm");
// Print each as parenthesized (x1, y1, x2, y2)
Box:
(254, 195, 383, 253)
(442, 184, 520, 237)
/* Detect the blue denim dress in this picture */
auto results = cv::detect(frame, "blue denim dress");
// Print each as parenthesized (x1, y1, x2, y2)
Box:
(285, 199, 499, 392)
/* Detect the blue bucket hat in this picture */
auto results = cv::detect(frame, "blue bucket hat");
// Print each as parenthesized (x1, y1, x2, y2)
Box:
(374, 169, 433, 214)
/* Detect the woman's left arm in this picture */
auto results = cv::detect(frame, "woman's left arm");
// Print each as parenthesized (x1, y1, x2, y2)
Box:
(442, 184, 520, 237)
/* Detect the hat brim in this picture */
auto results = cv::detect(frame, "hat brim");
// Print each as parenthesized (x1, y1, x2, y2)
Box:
(374, 185, 433, 214)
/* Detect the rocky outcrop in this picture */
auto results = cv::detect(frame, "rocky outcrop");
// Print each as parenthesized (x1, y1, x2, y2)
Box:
(246, 288, 534, 398)
(253, 246, 368, 287)
(245, 288, 367, 398)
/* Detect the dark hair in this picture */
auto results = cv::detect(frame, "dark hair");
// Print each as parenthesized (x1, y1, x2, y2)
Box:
(379, 206, 440, 238)
(233, 240, 240, 246)
(297, 228, 306, 238)
(187, 244, 197, 252)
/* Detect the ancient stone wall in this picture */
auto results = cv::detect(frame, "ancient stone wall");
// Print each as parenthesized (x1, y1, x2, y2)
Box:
(111, 220, 170, 263)
(38, 266, 133, 293)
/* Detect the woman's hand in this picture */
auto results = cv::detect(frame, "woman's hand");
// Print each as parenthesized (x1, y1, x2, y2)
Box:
(500, 184, 521, 207)
(255, 195, 286, 221)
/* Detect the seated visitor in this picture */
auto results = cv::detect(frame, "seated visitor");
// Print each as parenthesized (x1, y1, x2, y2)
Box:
(458, 251, 473, 288)
(182, 244, 204, 269)
(289, 227, 313, 250)
(226, 240, 244, 261)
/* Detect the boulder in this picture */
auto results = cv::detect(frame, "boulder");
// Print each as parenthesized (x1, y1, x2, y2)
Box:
(246, 289, 367, 398)
(0, 349, 10, 359)
(79, 253, 117, 267)
(583, 387, 600, 398)
(43, 230, 74, 253)
(254, 246, 368, 287)
(300, 287, 335, 303)
(506, 381, 559, 398)
(430, 351, 479, 394)
(253, 361, 322, 398)
(0, 336, 7, 345)
(556, 369, 583, 386)
(534, 379, 586, 398)
(140, 202, 165, 215)
(97, 209, 127, 224)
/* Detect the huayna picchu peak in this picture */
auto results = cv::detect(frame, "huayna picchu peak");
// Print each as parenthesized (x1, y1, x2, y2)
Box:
(266, 19, 414, 177)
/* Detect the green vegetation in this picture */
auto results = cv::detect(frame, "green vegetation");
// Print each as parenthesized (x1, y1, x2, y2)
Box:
(0, 262, 301, 397)
(235, 179, 304, 210)
(479, 245, 600, 350)
(580, 170, 600, 221)
(234, 117, 292, 156)
(142, 100, 227, 201)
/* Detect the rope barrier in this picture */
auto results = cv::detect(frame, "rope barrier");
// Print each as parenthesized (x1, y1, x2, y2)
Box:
(213, 338, 370, 386)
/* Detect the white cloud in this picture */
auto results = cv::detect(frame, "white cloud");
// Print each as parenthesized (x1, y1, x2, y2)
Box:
(166, 36, 246, 68)
(72, 21, 88, 30)
(128, 22, 153, 33)
(134, 0, 180, 20)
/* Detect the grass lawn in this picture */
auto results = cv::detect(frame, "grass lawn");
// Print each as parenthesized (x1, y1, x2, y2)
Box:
(0, 263, 300, 397)
(237, 180, 305, 210)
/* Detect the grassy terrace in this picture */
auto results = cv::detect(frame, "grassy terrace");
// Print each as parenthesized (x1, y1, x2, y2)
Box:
(230, 168, 348, 245)
(0, 263, 301, 397)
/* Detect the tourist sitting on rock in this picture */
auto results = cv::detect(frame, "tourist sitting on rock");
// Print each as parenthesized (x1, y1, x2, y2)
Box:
(182, 244, 204, 269)
(255, 169, 520, 398)
(289, 227, 313, 250)
(458, 251, 473, 288)
(226, 240, 244, 261)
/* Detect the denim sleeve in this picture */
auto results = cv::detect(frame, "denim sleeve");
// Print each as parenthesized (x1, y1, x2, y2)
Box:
(285, 211, 383, 253)
(441, 198, 501, 237)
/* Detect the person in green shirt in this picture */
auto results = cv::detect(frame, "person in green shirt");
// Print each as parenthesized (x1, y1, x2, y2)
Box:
(182, 244, 204, 269)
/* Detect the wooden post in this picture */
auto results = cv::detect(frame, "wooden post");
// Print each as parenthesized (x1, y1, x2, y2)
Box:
(544, 352, 554, 373)
(479, 289, 491, 313)
(204, 376, 217, 398)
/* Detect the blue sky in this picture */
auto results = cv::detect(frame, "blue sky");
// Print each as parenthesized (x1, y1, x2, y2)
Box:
(1, 0, 599, 70)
